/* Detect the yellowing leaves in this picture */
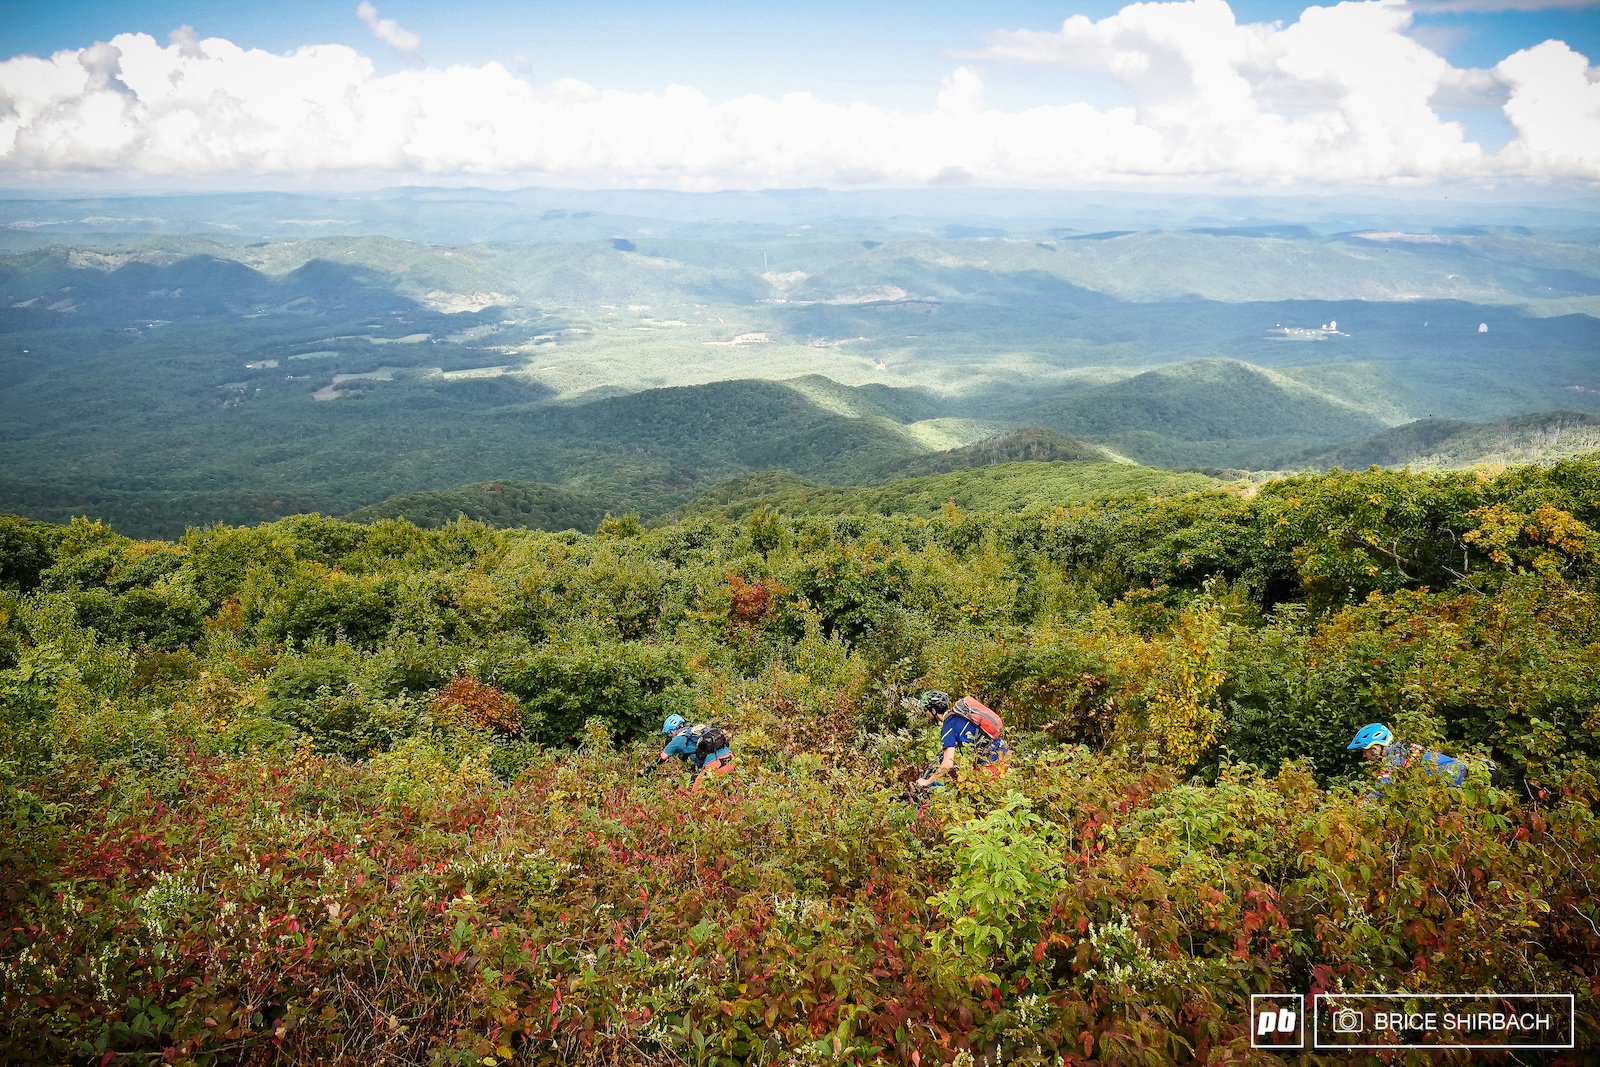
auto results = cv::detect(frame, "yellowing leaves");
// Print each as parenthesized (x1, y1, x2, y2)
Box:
(1464, 502, 1597, 584)
(1081, 595, 1233, 772)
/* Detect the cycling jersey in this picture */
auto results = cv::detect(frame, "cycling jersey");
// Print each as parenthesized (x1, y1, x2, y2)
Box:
(1370, 743, 1466, 801)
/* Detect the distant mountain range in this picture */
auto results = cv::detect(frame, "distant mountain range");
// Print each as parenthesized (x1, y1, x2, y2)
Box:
(5, 186, 1598, 245)
(1, 193, 1595, 538)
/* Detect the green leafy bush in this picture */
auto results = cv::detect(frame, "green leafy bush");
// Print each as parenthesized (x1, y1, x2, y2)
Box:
(496, 637, 692, 744)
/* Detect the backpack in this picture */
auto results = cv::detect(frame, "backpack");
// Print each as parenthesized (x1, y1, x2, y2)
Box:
(688, 723, 729, 760)
(950, 697, 1010, 773)
(948, 696, 1003, 742)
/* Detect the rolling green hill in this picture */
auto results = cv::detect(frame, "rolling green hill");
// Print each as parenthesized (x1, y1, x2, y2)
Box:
(1015, 358, 1395, 468)
(1281, 411, 1600, 471)
(337, 426, 1121, 533)
(0, 372, 952, 538)
(665, 460, 1220, 523)
(861, 426, 1113, 482)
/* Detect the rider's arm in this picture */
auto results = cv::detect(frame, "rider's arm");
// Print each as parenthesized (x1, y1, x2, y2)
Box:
(916, 717, 968, 788)
(916, 746, 957, 789)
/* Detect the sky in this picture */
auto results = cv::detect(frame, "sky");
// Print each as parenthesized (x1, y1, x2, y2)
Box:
(1, 0, 1598, 193)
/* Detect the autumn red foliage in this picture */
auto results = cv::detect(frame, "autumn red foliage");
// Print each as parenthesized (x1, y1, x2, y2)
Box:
(432, 676, 523, 735)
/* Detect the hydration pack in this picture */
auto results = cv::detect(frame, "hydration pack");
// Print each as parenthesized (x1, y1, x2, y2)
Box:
(688, 723, 729, 760)
(949, 696, 1003, 742)
(950, 697, 1010, 774)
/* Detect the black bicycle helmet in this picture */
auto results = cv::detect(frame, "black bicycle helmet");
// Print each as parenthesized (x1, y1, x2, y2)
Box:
(921, 690, 950, 714)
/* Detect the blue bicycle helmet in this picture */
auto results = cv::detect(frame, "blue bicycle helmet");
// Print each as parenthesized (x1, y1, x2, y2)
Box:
(1348, 723, 1393, 750)
(663, 714, 686, 735)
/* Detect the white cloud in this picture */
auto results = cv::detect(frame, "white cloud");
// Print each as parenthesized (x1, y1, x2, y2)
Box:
(1497, 39, 1600, 175)
(0, 4, 1595, 190)
(970, 0, 1499, 182)
(936, 66, 986, 117)
(168, 25, 205, 61)
(356, 2, 422, 63)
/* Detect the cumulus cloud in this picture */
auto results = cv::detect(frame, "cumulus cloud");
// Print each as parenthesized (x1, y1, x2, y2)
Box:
(0, 3, 1595, 189)
(1497, 39, 1600, 174)
(356, 2, 422, 63)
(168, 25, 205, 61)
(969, 0, 1496, 182)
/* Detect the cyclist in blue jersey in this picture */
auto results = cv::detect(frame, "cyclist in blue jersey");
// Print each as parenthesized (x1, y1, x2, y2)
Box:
(1348, 722, 1472, 803)
(642, 714, 734, 788)
(914, 690, 1010, 791)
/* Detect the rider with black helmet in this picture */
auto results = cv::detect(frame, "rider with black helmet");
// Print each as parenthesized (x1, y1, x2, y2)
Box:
(913, 689, 1009, 791)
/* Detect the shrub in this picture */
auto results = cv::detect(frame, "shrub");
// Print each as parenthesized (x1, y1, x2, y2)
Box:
(0, 515, 64, 593)
(496, 637, 692, 744)
(432, 676, 523, 735)
(259, 646, 422, 758)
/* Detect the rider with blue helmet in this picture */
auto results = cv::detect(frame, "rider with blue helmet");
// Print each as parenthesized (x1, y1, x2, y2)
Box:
(1349, 722, 1473, 802)
(640, 715, 694, 776)
(642, 714, 733, 787)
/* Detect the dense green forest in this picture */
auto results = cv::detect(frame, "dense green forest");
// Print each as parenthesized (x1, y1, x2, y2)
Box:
(664, 461, 1220, 524)
(3, 458, 1599, 1064)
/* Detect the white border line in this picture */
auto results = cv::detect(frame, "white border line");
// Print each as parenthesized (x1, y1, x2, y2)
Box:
(1312, 993, 1575, 1050)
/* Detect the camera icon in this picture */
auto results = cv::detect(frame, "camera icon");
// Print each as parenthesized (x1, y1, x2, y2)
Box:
(1332, 1008, 1365, 1034)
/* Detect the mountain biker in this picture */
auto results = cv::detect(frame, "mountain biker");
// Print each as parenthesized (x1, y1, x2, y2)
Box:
(643, 714, 733, 788)
(1348, 722, 1476, 802)
(913, 690, 1009, 792)
(644, 714, 696, 775)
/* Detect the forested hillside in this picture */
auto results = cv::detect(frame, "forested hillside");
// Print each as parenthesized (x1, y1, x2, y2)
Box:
(865, 427, 1113, 480)
(665, 461, 1219, 523)
(342, 480, 615, 533)
(1282, 411, 1600, 471)
(3, 459, 1598, 1064)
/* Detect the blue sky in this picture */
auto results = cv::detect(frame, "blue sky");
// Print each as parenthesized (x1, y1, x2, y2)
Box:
(2, 1, 1597, 191)
(7, 1, 1596, 102)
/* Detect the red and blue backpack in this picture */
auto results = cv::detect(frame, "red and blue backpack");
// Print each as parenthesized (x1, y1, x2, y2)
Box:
(949, 697, 1010, 775)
